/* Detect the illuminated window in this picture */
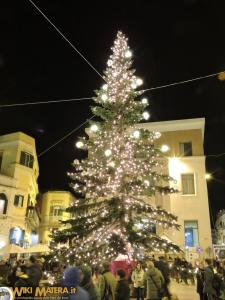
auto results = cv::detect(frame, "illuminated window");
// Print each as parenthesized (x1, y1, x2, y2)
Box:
(180, 142, 192, 156)
(0, 193, 7, 214)
(9, 227, 25, 245)
(184, 221, 199, 247)
(49, 206, 63, 216)
(20, 151, 34, 168)
(14, 195, 24, 207)
(181, 174, 195, 195)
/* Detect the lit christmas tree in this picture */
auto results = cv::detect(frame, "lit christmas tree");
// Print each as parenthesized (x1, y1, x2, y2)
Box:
(51, 31, 180, 264)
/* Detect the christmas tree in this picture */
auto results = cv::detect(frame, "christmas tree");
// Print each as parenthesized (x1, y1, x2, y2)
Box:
(51, 31, 180, 264)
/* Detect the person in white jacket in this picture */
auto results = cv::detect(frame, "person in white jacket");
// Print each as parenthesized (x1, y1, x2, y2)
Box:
(131, 263, 145, 300)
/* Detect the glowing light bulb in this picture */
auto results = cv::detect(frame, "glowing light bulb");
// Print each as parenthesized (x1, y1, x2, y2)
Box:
(133, 130, 140, 139)
(144, 180, 150, 187)
(161, 144, 170, 153)
(107, 59, 113, 66)
(108, 161, 115, 167)
(76, 141, 84, 148)
(125, 50, 132, 58)
(136, 78, 143, 86)
(155, 131, 161, 139)
(205, 173, 212, 180)
(90, 124, 98, 132)
(101, 94, 108, 101)
(131, 83, 137, 89)
(141, 98, 148, 105)
(105, 149, 112, 157)
(142, 111, 150, 120)
(102, 84, 108, 90)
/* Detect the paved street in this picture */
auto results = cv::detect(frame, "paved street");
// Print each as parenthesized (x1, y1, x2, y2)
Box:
(170, 281, 199, 300)
(131, 281, 199, 300)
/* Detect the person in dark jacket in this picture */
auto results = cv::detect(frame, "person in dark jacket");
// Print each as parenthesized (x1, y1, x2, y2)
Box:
(115, 269, 130, 300)
(204, 259, 216, 300)
(26, 256, 42, 287)
(80, 265, 100, 300)
(154, 256, 170, 298)
(62, 267, 89, 300)
(196, 263, 205, 300)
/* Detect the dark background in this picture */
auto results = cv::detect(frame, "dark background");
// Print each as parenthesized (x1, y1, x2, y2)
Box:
(0, 0, 225, 222)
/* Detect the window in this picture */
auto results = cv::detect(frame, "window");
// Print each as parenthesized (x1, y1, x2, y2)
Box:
(49, 206, 64, 216)
(181, 174, 195, 195)
(180, 142, 192, 156)
(20, 151, 34, 168)
(14, 195, 24, 207)
(9, 227, 25, 245)
(184, 221, 199, 247)
(0, 193, 8, 214)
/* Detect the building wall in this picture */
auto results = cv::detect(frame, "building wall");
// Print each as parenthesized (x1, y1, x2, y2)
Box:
(39, 191, 75, 244)
(138, 118, 212, 259)
(0, 132, 39, 253)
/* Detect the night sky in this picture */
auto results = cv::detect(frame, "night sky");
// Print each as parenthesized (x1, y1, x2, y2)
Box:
(0, 0, 225, 220)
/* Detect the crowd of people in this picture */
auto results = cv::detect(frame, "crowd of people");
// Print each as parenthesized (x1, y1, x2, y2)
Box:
(0, 255, 225, 300)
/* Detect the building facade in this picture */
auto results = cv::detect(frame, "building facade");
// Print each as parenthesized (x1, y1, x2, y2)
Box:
(215, 210, 225, 245)
(138, 118, 212, 259)
(39, 191, 75, 244)
(0, 132, 40, 252)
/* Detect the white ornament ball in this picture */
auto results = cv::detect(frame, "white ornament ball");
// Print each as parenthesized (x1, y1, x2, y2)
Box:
(136, 78, 143, 86)
(76, 141, 84, 148)
(101, 94, 108, 101)
(142, 111, 150, 120)
(105, 149, 112, 157)
(141, 98, 148, 105)
(107, 59, 113, 66)
(125, 50, 132, 58)
(131, 83, 137, 89)
(90, 124, 98, 132)
(133, 130, 140, 139)
(144, 180, 150, 187)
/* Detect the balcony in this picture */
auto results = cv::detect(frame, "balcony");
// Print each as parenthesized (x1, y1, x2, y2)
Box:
(25, 206, 40, 230)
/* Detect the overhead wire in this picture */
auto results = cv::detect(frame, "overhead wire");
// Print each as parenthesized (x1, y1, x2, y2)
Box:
(0, 97, 92, 108)
(142, 71, 223, 92)
(0, 70, 224, 108)
(38, 115, 94, 157)
(27, 0, 104, 80)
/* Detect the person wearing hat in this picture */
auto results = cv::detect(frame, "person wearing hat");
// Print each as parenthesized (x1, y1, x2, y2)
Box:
(62, 267, 89, 300)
